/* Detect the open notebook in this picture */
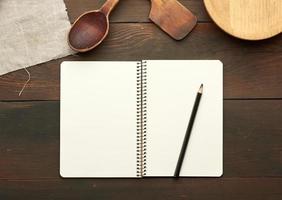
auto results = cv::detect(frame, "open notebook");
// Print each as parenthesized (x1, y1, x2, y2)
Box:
(60, 60, 223, 178)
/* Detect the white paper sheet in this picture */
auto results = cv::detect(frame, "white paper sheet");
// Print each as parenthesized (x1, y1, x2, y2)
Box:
(60, 61, 138, 177)
(145, 60, 223, 177)
(60, 60, 223, 178)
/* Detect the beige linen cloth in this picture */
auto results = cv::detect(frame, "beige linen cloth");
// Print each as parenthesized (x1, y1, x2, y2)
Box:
(0, 0, 72, 76)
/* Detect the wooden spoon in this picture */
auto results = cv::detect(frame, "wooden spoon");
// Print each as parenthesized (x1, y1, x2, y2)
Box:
(149, 0, 197, 40)
(68, 0, 119, 52)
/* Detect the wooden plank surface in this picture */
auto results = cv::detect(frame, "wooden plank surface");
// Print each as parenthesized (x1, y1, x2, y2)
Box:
(0, 0, 282, 199)
(1, 178, 282, 200)
(64, 0, 211, 23)
(0, 23, 281, 100)
(1, 100, 282, 179)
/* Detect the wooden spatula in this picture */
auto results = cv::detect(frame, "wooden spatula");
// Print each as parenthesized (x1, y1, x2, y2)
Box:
(149, 0, 197, 40)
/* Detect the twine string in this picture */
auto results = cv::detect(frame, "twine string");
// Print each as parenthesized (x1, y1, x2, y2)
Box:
(18, 67, 31, 96)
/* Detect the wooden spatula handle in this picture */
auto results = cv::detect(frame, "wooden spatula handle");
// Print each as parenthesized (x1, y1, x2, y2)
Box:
(100, 0, 119, 16)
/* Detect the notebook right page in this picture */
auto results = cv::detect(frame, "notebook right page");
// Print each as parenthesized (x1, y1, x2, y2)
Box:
(145, 60, 223, 177)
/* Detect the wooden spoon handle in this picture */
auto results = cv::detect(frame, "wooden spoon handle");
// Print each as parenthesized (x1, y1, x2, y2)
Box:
(100, 0, 119, 16)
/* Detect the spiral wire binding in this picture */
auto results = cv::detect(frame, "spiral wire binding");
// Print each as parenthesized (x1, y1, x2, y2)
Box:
(142, 60, 147, 177)
(136, 61, 142, 177)
(136, 61, 147, 177)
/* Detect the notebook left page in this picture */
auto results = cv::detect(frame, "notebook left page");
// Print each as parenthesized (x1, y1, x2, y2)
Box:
(60, 61, 138, 178)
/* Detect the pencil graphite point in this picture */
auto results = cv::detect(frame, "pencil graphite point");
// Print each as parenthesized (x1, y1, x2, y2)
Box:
(199, 84, 203, 93)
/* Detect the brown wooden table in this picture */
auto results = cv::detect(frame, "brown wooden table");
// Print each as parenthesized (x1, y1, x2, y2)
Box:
(1, 0, 282, 199)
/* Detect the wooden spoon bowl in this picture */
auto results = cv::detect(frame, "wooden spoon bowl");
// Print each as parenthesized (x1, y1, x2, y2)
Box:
(68, 11, 108, 52)
(68, 0, 119, 52)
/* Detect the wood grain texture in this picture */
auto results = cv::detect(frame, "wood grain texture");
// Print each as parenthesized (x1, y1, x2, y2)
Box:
(1, 100, 282, 179)
(0, 0, 282, 198)
(0, 23, 281, 101)
(149, 0, 197, 40)
(0, 178, 282, 200)
(204, 0, 282, 40)
(64, 0, 211, 23)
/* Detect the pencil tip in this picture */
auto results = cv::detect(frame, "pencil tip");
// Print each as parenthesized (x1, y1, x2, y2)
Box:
(199, 84, 203, 93)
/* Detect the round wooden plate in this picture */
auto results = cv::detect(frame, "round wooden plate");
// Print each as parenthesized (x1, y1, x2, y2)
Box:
(204, 0, 282, 40)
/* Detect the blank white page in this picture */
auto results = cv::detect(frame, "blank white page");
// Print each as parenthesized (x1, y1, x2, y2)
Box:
(60, 61, 138, 177)
(145, 60, 223, 177)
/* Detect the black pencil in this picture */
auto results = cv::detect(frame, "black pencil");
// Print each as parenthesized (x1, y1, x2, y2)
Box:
(174, 84, 203, 178)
